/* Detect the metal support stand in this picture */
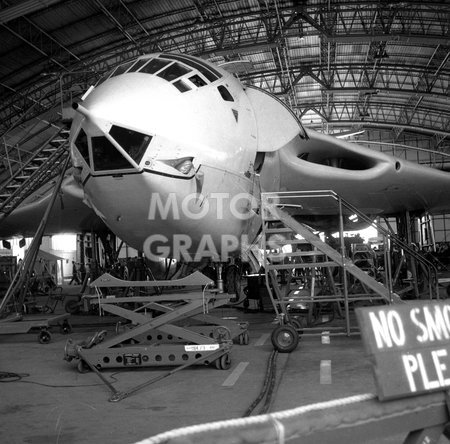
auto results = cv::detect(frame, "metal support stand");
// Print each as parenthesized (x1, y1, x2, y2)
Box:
(0, 154, 72, 342)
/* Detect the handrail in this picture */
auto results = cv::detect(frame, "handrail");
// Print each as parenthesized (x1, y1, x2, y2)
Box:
(0, 127, 63, 190)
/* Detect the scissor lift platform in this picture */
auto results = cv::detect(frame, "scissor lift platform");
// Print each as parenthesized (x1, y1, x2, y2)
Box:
(0, 312, 71, 343)
(64, 271, 248, 400)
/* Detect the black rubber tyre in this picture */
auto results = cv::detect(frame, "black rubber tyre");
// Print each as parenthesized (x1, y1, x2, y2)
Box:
(60, 320, 72, 334)
(239, 331, 250, 345)
(215, 353, 232, 370)
(38, 329, 52, 344)
(271, 325, 299, 353)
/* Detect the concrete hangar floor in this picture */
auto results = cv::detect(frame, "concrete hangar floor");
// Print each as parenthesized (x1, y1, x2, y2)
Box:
(1, 283, 450, 444)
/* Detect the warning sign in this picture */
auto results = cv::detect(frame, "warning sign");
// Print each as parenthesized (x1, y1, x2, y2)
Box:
(356, 300, 450, 400)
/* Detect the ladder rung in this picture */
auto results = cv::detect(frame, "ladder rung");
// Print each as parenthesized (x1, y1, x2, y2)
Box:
(265, 238, 309, 245)
(267, 261, 338, 270)
(266, 251, 325, 260)
(264, 228, 293, 234)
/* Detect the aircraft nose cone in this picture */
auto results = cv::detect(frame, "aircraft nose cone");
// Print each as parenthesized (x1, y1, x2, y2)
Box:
(82, 74, 182, 132)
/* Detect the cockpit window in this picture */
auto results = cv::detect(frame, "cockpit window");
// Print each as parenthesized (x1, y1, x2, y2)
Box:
(217, 85, 234, 102)
(110, 60, 136, 78)
(162, 53, 221, 82)
(173, 80, 191, 92)
(157, 62, 191, 82)
(140, 58, 171, 74)
(74, 128, 90, 166)
(91, 136, 133, 171)
(109, 126, 152, 164)
(96, 68, 114, 86)
(128, 58, 148, 73)
(188, 74, 207, 87)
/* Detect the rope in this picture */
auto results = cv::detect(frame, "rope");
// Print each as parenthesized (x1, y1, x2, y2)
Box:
(136, 393, 376, 444)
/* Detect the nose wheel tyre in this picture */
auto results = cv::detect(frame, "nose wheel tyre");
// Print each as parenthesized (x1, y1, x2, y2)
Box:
(271, 325, 299, 353)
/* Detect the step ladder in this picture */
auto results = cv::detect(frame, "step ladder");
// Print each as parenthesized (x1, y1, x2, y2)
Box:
(0, 127, 70, 220)
(262, 201, 396, 327)
(259, 191, 439, 352)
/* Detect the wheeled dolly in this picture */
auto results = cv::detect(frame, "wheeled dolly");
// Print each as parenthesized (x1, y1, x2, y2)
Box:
(0, 312, 72, 343)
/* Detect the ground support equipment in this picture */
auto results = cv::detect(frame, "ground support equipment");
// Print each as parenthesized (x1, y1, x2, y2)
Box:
(80, 270, 249, 344)
(64, 271, 244, 400)
(0, 312, 71, 343)
(98, 297, 249, 345)
(0, 155, 72, 343)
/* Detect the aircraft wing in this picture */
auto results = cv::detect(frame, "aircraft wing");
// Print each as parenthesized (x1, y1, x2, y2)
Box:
(259, 128, 450, 218)
(0, 172, 106, 239)
(244, 86, 450, 219)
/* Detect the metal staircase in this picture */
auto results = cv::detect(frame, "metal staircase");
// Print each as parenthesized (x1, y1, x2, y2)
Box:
(260, 191, 439, 350)
(0, 154, 72, 321)
(0, 127, 70, 220)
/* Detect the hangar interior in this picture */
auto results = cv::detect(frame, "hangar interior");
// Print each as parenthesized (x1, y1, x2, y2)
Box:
(0, 1, 450, 444)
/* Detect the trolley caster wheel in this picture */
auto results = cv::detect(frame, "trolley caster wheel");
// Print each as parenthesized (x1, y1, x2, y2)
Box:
(60, 320, 72, 335)
(38, 329, 52, 344)
(77, 360, 91, 373)
(215, 353, 232, 370)
(64, 339, 76, 362)
(238, 332, 249, 345)
(212, 326, 231, 343)
(271, 325, 299, 353)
